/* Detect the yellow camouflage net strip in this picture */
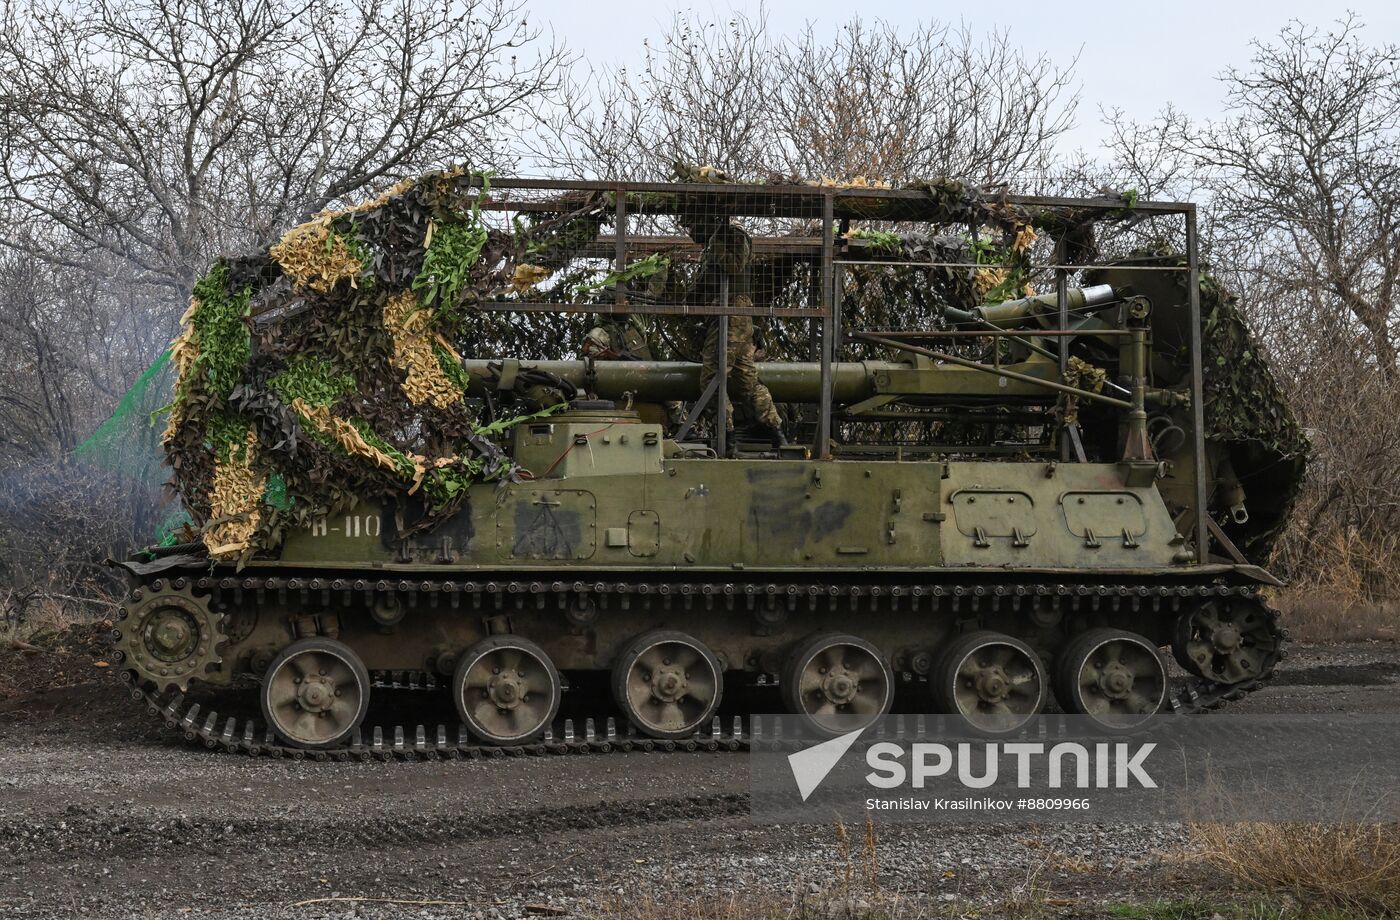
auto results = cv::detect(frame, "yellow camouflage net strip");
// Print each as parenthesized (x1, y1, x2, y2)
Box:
(162, 299, 201, 445)
(509, 263, 550, 294)
(807, 175, 892, 189)
(323, 176, 417, 220)
(382, 290, 463, 409)
(971, 223, 1038, 300)
(973, 267, 1009, 299)
(291, 397, 428, 493)
(1012, 223, 1037, 254)
(314, 165, 473, 222)
(1061, 356, 1108, 426)
(205, 429, 265, 559)
(269, 218, 364, 293)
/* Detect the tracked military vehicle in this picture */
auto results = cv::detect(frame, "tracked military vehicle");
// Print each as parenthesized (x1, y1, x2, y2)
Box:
(113, 176, 1306, 756)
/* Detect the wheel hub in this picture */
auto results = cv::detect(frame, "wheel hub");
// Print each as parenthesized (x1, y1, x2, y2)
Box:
(973, 665, 1010, 704)
(650, 665, 688, 702)
(489, 673, 525, 709)
(147, 611, 195, 661)
(820, 668, 859, 706)
(1098, 662, 1134, 700)
(1212, 624, 1243, 652)
(295, 673, 337, 713)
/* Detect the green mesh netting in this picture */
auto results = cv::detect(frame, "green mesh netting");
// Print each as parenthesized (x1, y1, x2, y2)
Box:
(73, 349, 194, 545)
(73, 349, 172, 485)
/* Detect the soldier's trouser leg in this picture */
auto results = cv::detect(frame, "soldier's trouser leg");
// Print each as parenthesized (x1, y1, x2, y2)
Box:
(700, 315, 781, 431)
(699, 320, 724, 423)
(725, 315, 782, 428)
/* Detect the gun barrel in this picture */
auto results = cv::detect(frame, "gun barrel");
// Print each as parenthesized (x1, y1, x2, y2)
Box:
(460, 360, 884, 403)
(971, 284, 1117, 328)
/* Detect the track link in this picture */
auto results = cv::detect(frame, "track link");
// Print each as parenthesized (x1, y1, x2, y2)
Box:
(117, 577, 1286, 760)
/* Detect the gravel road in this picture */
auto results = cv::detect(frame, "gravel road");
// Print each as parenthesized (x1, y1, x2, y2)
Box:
(1, 641, 1397, 920)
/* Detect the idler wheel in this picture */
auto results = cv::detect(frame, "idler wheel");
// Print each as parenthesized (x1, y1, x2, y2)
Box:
(783, 633, 893, 736)
(932, 630, 1046, 734)
(1055, 628, 1167, 729)
(260, 638, 370, 750)
(612, 630, 723, 740)
(1173, 599, 1280, 685)
(454, 636, 561, 745)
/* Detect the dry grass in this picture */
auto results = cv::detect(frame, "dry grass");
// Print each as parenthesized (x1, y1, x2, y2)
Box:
(0, 592, 99, 645)
(1277, 589, 1399, 644)
(582, 817, 1082, 920)
(587, 818, 919, 920)
(1192, 822, 1400, 916)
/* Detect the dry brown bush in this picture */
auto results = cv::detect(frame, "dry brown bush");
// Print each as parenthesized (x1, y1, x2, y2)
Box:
(1279, 590, 1399, 644)
(1193, 822, 1400, 915)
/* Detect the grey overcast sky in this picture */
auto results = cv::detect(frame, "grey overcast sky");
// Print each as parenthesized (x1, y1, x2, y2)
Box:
(528, 0, 1399, 152)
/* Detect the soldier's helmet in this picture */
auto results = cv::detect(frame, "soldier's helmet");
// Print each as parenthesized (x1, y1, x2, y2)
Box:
(581, 326, 614, 358)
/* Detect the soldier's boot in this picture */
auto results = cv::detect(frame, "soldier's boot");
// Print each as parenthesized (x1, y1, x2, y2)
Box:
(755, 422, 786, 449)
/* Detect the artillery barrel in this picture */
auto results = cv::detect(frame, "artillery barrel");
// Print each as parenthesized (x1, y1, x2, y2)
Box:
(459, 360, 889, 403)
(970, 284, 1117, 328)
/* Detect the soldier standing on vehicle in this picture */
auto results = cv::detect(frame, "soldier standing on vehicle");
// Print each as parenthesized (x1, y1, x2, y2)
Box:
(682, 212, 785, 448)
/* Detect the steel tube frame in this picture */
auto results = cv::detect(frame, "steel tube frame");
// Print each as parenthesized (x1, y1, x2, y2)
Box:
(450, 177, 1206, 564)
(613, 187, 627, 308)
(473, 176, 1194, 214)
(717, 279, 729, 458)
(818, 194, 835, 457)
(866, 329, 1137, 338)
(473, 302, 824, 317)
(853, 333, 1134, 410)
(833, 260, 1193, 272)
(1186, 208, 1209, 562)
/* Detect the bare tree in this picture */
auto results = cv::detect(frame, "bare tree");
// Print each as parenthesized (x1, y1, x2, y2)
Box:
(539, 12, 1078, 183)
(1107, 16, 1400, 380)
(773, 21, 1076, 184)
(1097, 16, 1400, 597)
(533, 12, 776, 179)
(0, 0, 570, 298)
(0, 0, 572, 607)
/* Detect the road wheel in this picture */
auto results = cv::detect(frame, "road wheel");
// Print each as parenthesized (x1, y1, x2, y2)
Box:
(261, 638, 370, 750)
(1056, 628, 1167, 729)
(932, 630, 1046, 734)
(782, 633, 893, 737)
(612, 630, 723, 740)
(454, 636, 561, 745)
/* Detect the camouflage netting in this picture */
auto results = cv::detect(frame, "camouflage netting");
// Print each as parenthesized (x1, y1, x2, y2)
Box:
(144, 168, 1304, 565)
(1198, 269, 1311, 559)
(1087, 252, 1311, 560)
(164, 168, 612, 564)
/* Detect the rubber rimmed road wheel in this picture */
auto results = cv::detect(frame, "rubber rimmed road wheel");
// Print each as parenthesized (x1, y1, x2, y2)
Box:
(782, 633, 893, 737)
(261, 638, 370, 750)
(1055, 628, 1167, 730)
(931, 630, 1046, 735)
(612, 630, 723, 741)
(454, 635, 562, 745)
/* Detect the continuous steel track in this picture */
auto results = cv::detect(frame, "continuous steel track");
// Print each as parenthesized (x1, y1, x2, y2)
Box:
(118, 577, 1285, 761)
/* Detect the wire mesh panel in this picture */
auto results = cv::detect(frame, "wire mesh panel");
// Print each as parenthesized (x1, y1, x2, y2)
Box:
(472, 178, 834, 319)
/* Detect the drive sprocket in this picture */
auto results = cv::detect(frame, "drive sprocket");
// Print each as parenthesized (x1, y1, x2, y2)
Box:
(114, 579, 226, 693)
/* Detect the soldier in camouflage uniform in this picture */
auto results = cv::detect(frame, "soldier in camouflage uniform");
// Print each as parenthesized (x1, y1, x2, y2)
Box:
(684, 214, 785, 448)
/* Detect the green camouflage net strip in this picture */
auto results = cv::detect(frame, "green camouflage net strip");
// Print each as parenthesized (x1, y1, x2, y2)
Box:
(1199, 272, 1309, 455)
(1199, 270, 1311, 559)
(164, 167, 611, 564)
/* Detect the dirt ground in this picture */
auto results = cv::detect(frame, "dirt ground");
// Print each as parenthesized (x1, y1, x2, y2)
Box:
(1, 629, 1398, 920)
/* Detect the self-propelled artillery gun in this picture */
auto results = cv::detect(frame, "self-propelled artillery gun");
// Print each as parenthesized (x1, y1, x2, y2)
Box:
(113, 175, 1307, 755)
